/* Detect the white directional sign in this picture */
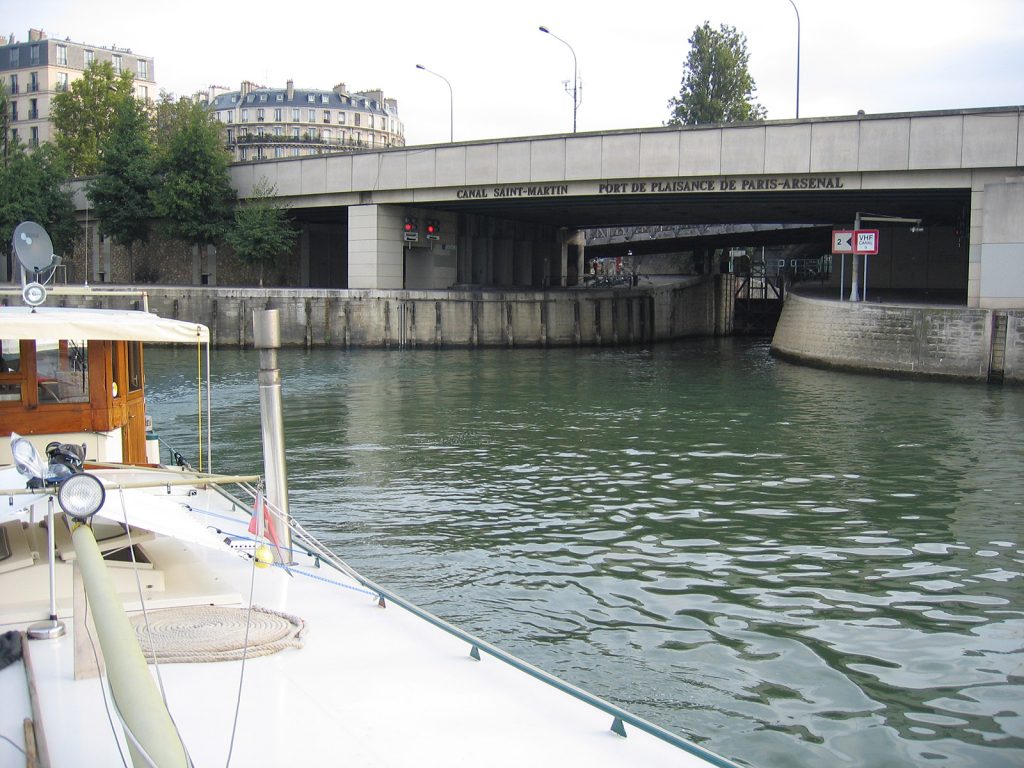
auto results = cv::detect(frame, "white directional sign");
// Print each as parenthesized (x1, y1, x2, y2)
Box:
(832, 230, 854, 254)
(854, 229, 879, 255)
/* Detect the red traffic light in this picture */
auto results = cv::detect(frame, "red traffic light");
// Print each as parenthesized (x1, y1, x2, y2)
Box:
(403, 216, 418, 233)
(426, 222, 436, 235)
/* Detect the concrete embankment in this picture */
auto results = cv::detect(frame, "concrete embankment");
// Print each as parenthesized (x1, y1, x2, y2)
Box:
(37, 276, 735, 349)
(771, 291, 1024, 384)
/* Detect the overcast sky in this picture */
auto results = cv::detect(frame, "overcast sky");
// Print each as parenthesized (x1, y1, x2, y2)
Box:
(9, 0, 1024, 145)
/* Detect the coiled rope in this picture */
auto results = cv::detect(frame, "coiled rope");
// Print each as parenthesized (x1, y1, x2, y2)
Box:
(129, 605, 305, 664)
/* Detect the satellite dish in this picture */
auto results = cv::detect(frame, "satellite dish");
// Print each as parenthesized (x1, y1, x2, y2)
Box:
(12, 221, 56, 276)
(12, 222, 58, 309)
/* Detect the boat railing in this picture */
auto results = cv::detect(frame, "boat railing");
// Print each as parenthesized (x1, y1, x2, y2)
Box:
(221, 478, 742, 768)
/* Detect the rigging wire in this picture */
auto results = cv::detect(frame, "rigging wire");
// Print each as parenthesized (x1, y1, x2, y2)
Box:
(0, 733, 26, 757)
(82, 579, 131, 768)
(223, 491, 262, 768)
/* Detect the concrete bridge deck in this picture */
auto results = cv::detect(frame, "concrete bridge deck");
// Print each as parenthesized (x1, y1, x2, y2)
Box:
(57, 105, 1023, 313)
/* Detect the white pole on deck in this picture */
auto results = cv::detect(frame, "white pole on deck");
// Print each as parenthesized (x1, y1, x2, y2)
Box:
(26, 498, 66, 640)
(253, 309, 293, 560)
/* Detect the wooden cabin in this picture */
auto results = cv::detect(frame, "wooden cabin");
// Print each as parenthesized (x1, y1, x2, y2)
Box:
(0, 306, 209, 467)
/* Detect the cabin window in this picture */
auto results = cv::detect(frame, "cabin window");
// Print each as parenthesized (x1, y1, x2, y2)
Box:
(1, 340, 22, 373)
(36, 340, 89, 404)
(0, 340, 24, 402)
(111, 342, 123, 398)
(127, 342, 143, 392)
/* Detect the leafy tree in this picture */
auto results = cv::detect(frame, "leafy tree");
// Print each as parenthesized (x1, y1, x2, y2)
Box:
(0, 142, 76, 280)
(150, 98, 235, 250)
(667, 22, 766, 126)
(50, 61, 136, 177)
(87, 96, 156, 282)
(224, 178, 298, 286)
(152, 90, 192, 150)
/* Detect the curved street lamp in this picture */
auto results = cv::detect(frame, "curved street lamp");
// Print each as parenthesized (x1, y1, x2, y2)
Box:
(415, 64, 453, 142)
(539, 26, 580, 133)
(786, 0, 801, 118)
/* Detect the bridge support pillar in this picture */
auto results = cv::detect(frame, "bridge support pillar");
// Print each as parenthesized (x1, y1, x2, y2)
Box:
(575, 231, 586, 286)
(558, 231, 569, 288)
(973, 178, 1024, 309)
(348, 204, 404, 290)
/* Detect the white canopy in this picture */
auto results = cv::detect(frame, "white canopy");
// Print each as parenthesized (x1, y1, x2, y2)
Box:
(0, 306, 210, 344)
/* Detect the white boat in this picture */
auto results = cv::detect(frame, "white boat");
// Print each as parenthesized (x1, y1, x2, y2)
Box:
(0, 234, 742, 767)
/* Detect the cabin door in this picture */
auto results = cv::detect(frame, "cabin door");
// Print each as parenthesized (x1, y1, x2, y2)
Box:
(122, 392, 147, 463)
(119, 341, 148, 464)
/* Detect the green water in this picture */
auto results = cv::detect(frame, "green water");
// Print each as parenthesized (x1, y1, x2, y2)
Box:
(144, 339, 1024, 767)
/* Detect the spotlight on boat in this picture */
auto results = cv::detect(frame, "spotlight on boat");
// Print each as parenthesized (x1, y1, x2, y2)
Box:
(11, 433, 47, 485)
(57, 473, 106, 522)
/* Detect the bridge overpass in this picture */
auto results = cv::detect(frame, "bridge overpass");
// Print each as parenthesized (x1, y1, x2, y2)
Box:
(222, 105, 1023, 310)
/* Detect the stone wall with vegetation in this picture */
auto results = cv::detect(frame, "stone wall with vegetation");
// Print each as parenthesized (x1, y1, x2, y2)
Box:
(64, 227, 302, 288)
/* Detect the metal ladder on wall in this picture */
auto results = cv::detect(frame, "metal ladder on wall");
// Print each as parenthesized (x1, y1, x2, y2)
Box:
(988, 312, 1008, 384)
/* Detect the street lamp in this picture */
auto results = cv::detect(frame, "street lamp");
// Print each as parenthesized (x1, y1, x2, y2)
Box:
(786, 0, 801, 118)
(539, 26, 581, 133)
(415, 64, 453, 143)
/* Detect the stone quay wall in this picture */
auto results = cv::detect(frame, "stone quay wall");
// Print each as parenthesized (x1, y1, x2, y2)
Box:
(35, 276, 733, 349)
(771, 291, 1024, 384)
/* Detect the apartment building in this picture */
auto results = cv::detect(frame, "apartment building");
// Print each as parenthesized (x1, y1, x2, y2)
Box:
(1, 28, 157, 148)
(201, 79, 405, 161)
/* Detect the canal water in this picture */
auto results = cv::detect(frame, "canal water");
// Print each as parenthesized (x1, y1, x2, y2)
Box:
(144, 339, 1024, 768)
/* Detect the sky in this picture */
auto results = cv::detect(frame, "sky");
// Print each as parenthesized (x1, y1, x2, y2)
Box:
(8, 0, 1024, 146)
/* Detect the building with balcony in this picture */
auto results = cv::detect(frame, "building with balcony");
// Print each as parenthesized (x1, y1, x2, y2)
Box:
(1, 28, 156, 149)
(201, 79, 405, 161)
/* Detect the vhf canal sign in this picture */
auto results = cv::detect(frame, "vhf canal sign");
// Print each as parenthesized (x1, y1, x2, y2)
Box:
(832, 229, 879, 255)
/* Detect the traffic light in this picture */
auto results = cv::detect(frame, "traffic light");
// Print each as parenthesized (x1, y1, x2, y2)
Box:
(403, 216, 419, 241)
(425, 219, 440, 240)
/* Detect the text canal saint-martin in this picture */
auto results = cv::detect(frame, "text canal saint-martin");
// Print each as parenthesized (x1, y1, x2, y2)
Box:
(456, 176, 846, 199)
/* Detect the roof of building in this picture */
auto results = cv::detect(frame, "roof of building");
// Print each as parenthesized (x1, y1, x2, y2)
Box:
(211, 87, 395, 115)
(1, 30, 147, 59)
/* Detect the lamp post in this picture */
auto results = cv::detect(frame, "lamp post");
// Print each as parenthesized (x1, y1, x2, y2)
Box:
(415, 64, 453, 143)
(786, 0, 801, 118)
(539, 26, 580, 133)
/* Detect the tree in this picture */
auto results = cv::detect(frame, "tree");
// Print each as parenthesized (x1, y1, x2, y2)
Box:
(50, 61, 136, 177)
(0, 142, 75, 281)
(87, 96, 156, 282)
(152, 90, 192, 150)
(224, 178, 298, 286)
(667, 22, 766, 126)
(150, 98, 235, 251)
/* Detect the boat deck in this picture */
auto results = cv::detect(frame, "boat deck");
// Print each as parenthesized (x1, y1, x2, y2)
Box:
(1, 471, 737, 768)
